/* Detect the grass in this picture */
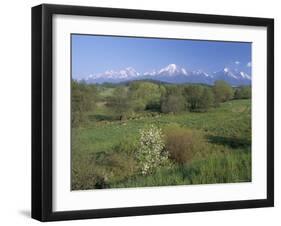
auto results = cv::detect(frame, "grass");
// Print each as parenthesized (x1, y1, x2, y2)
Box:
(110, 150, 251, 188)
(72, 99, 251, 190)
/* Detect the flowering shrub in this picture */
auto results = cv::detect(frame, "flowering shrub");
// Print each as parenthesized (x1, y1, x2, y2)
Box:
(136, 125, 169, 175)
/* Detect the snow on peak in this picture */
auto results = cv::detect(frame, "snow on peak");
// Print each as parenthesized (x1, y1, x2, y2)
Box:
(82, 64, 251, 85)
(167, 63, 177, 70)
(144, 69, 157, 76)
(223, 67, 251, 80)
(212, 67, 252, 83)
(240, 71, 251, 80)
(159, 64, 175, 74)
(86, 66, 139, 81)
(192, 70, 211, 78)
(125, 67, 139, 75)
(181, 68, 188, 75)
(158, 64, 187, 76)
(118, 67, 139, 78)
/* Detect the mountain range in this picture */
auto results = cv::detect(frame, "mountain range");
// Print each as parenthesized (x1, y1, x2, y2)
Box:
(77, 64, 251, 86)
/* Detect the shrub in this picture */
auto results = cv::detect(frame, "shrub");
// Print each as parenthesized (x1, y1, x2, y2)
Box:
(164, 126, 207, 164)
(161, 94, 185, 113)
(199, 87, 214, 111)
(234, 86, 251, 99)
(160, 86, 185, 113)
(184, 86, 214, 112)
(71, 81, 97, 127)
(106, 152, 138, 182)
(130, 99, 146, 112)
(135, 125, 169, 175)
(129, 81, 162, 111)
(72, 139, 139, 190)
(212, 80, 234, 105)
(184, 85, 204, 111)
(71, 158, 109, 190)
(107, 86, 131, 120)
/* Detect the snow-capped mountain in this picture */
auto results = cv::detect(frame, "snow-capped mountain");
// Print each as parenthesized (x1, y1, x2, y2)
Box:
(213, 67, 251, 86)
(79, 64, 251, 86)
(142, 64, 194, 84)
(157, 64, 188, 76)
(84, 67, 140, 84)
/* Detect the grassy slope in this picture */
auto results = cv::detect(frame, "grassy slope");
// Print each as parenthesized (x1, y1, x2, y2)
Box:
(72, 99, 251, 189)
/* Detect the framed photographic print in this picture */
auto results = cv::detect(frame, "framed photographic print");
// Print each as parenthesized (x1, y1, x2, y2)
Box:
(32, 4, 274, 221)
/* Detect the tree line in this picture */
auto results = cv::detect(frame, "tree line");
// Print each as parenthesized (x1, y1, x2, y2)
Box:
(71, 80, 251, 126)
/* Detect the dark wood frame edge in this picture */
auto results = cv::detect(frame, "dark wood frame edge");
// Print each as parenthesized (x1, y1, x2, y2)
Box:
(31, 4, 274, 222)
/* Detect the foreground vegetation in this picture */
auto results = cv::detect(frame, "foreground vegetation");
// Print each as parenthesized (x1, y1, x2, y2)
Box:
(71, 80, 251, 190)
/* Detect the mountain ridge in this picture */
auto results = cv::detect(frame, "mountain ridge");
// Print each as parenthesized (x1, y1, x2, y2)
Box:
(77, 64, 251, 86)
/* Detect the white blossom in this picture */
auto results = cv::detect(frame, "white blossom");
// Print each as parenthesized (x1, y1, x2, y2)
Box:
(135, 125, 169, 175)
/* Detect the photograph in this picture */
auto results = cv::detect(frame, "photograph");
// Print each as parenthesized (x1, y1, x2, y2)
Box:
(71, 34, 252, 190)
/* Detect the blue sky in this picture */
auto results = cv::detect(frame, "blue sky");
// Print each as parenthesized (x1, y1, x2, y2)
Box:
(72, 34, 251, 79)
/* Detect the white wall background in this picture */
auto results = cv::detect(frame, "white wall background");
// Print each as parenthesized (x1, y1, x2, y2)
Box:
(0, 0, 279, 225)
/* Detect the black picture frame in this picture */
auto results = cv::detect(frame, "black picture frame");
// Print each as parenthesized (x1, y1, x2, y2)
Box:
(32, 3, 274, 222)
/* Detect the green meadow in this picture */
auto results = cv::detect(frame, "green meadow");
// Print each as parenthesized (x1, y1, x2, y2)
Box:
(71, 80, 251, 190)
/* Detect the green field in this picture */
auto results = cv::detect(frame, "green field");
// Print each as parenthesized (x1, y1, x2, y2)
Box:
(71, 82, 251, 190)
